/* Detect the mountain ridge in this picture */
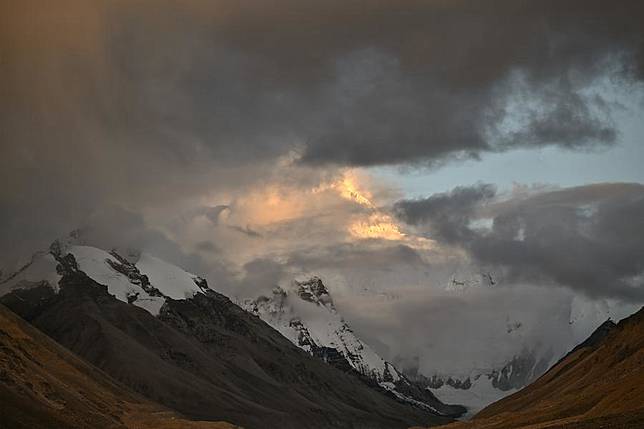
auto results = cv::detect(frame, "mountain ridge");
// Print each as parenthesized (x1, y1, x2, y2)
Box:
(244, 276, 465, 417)
(0, 241, 454, 428)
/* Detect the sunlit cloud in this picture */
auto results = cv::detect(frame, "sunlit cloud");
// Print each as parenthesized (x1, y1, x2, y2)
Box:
(348, 213, 404, 240)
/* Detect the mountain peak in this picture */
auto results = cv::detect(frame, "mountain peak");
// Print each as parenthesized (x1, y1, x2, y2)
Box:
(293, 276, 334, 309)
(2, 242, 210, 316)
(246, 276, 465, 417)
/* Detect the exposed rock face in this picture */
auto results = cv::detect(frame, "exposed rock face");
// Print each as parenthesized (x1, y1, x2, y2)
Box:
(245, 277, 466, 417)
(1, 246, 454, 429)
(417, 349, 552, 394)
(295, 277, 333, 306)
(423, 375, 472, 390)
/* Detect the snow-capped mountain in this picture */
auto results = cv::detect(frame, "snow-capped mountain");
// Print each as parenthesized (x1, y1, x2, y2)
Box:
(1, 240, 209, 316)
(412, 274, 643, 417)
(450, 307, 644, 428)
(404, 349, 551, 418)
(0, 237, 460, 427)
(244, 277, 465, 417)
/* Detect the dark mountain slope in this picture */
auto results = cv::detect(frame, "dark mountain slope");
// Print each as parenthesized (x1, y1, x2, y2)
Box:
(0, 303, 236, 429)
(2, 258, 451, 429)
(427, 306, 644, 429)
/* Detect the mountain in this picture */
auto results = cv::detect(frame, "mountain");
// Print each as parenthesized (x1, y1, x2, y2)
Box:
(244, 277, 465, 417)
(412, 271, 542, 416)
(403, 350, 550, 419)
(408, 272, 640, 417)
(0, 303, 236, 429)
(0, 241, 454, 429)
(424, 306, 644, 429)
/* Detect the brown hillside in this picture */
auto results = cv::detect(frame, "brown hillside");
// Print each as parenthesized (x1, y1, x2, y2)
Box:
(0, 304, 237, 429)
(423, 307, 644, 429)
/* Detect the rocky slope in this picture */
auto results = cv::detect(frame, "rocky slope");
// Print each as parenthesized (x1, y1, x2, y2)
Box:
(426, 306, 644, 429)
(244, 277, 465, 417)
(0, 303, 237, 429)
(0, 241, 453, 429)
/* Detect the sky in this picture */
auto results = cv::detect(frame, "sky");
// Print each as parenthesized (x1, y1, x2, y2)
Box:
(376, 91, 644, 197)
(2, 0, 644, 376)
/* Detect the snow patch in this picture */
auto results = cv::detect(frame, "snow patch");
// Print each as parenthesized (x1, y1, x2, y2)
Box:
(135, 253, 204, 300)
(70, 246, 167, 314)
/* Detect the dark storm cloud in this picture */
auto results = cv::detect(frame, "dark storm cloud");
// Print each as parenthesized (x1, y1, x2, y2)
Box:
(4, 0, 644, 168)
(2, 0, 644, 266)
(394, 184, 496, 243)
(73, 205, 213, 274)
(394, 183, 644, 299)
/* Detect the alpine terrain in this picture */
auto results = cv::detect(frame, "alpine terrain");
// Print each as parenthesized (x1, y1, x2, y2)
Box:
(404, 271, 641, 417)
(245, 277, 465, 417)
(0, 238, 456, 429)
(425, 306, 644, 429)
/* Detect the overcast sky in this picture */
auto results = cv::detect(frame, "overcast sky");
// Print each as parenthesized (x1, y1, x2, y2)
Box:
(2, 0, 643, 375)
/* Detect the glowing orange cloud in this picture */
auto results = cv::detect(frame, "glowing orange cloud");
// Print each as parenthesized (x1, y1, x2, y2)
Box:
(348, 213, 405, 240)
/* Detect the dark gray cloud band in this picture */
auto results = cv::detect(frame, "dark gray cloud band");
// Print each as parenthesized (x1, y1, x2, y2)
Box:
(4, 1, 644, 170)
(394, 183, 644, 299)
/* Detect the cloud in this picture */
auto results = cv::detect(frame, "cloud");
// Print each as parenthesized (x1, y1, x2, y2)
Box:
(287, 242, 426, 272)
(394, 183, 644, 299)
(195, 240, 219, 254)
(1, 1, 644, 376)
(2, 1, 644, 268)
(233, 258, 287, 298)
(227, 225, 263, 238)
(394, 184, 497, 243)
(201, 206, 231, 225)
(70, 205, 213, 274)
(341, 283, 577, 376)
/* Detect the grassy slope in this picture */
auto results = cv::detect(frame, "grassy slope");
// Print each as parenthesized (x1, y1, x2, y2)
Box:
(419, 307, 644, 429)
(0, 304, 236, 429)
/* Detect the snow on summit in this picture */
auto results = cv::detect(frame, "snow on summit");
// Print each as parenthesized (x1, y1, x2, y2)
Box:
(243, 277, 464, 416)
(136, 252, 208, 300)
(0, 242, 209, 316)
(246, 277, 399, 382)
